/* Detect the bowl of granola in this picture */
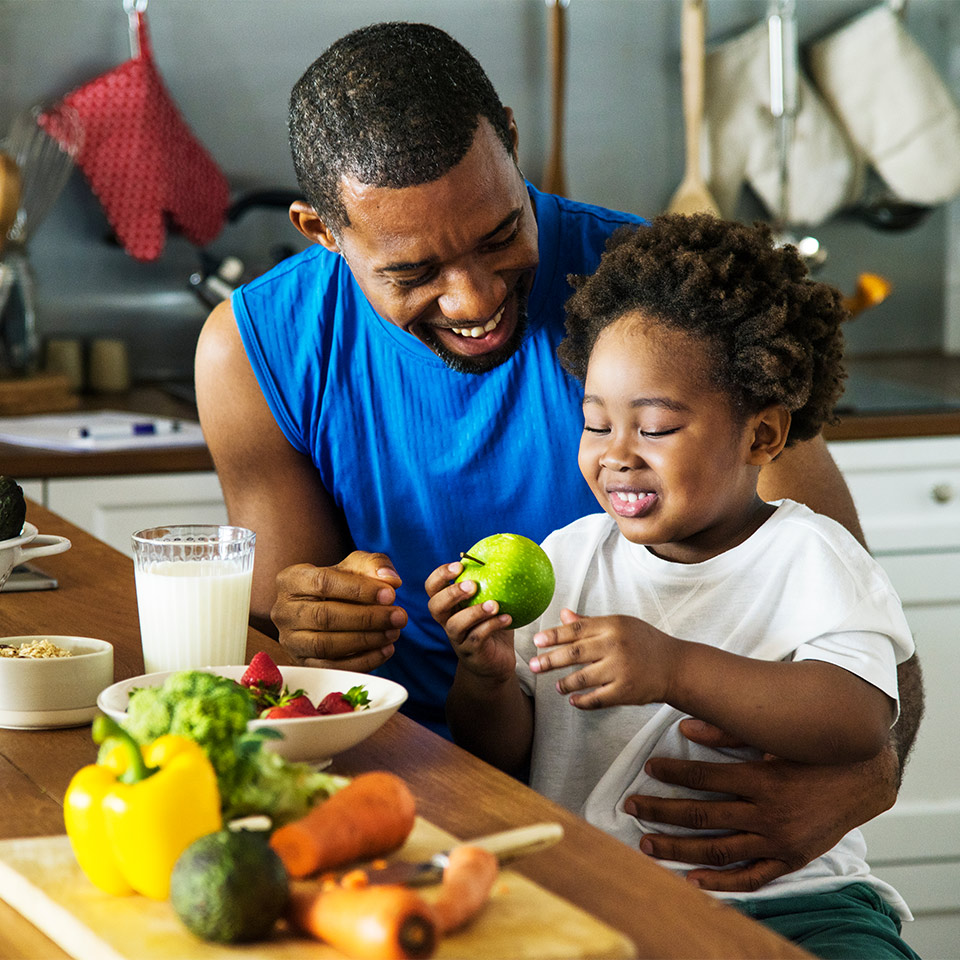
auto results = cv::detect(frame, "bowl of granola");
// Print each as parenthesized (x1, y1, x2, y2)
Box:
(0, 635, 114, 730)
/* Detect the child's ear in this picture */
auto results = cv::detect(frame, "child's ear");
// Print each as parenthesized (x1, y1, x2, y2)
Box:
(746, 405, 791, 465)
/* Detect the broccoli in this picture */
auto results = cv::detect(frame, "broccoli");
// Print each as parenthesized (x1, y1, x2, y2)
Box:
(223, 748, 348, 826)
(119, 670, 338, 824)
(126, 671, 256, 785)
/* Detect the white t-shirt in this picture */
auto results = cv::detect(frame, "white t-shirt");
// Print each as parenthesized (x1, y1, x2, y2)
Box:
(515, 499, 915, 916)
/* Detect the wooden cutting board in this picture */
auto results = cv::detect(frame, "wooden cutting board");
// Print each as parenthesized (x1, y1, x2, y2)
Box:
(0, 819, 635, 960)
(0, 373, 79, 415)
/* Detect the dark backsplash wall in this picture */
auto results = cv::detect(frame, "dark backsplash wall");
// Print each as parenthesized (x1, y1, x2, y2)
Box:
(1, 0, 957, 381)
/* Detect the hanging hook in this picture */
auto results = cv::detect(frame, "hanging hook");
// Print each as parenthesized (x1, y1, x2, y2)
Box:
(122, 0, 148, 58)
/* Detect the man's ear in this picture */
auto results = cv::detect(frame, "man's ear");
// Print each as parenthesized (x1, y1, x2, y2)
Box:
(289, 200, 340, 254)
(747, 405, 791, 465)
(504, 106, 520, 162)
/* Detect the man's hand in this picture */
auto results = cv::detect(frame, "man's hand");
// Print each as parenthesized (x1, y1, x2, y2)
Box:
(625, 718, 899, 893)
(271, 551, 407, 672)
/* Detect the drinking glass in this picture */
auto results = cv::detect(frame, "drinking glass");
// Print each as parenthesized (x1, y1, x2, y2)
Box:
(131, 524, 255, 673)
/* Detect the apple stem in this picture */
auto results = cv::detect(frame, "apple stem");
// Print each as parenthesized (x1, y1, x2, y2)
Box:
(460, 552, 485, 566)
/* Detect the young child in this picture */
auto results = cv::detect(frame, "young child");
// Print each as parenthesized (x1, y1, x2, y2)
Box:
(426, 214, 919, 959)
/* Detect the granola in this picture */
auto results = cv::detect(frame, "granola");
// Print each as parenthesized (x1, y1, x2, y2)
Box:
(0, 639, 73, 659)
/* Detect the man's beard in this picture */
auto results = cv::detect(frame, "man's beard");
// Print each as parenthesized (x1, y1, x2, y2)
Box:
(419, 290, 530, 375)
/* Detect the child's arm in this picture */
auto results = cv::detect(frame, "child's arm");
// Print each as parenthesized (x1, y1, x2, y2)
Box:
(531, 610, 895, 764)
(425, 561, 534, 774)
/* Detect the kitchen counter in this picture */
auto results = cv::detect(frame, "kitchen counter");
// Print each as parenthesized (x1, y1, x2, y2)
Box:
(0, 385, 214, 478)
(0, 501, 809, 960)
(5, 359, 960, 478)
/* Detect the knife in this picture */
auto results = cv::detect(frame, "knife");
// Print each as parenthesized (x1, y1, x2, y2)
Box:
(360, 821, 564, 886)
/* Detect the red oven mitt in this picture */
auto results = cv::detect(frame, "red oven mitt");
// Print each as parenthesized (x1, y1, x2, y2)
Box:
(52, 10, 229, 261)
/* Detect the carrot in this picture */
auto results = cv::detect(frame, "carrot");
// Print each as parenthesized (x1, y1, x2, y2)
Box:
(270, 771, 416, 878)
(288, 882, 437, 960)
(429, 844, 499, 935)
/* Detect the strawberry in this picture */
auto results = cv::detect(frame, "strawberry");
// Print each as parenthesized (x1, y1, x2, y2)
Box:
(262, 695, 318, 719)
(241, 651, 283, 692)
(316, 685, 371, 715)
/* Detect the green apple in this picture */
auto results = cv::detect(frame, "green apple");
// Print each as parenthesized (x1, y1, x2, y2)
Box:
(455, 533, 556, 628)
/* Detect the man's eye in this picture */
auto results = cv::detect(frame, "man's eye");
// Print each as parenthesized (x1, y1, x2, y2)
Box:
(482, 224, 521, 253)
(392, 271, 436, 289)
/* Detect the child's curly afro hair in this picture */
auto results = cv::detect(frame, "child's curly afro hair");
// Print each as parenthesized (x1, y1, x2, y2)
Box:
(558, 213, 847, 445)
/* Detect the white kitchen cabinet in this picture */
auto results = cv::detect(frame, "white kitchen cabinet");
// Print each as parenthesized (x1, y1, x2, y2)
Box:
(30, 472, 228, 558)
(829, 436, 960, 958)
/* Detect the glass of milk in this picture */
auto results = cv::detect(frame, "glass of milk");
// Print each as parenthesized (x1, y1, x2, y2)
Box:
(132, 525, 256, 673)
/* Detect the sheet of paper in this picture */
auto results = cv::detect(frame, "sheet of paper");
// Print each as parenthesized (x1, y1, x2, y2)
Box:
(0, 411, 205, 452)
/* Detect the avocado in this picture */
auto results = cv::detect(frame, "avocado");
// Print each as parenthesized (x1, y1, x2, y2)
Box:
(170, 829, 289, 944)
(0, 476, 26, 541)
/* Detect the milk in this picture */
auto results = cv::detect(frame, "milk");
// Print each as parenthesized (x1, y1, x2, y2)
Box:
(135, 559, 253, 673)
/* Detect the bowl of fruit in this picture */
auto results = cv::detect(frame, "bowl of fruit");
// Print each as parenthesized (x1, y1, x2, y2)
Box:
(96, 653, 407, 766)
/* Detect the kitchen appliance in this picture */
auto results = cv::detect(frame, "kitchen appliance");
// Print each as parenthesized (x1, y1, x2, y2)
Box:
(666, 0, 721, 216)
(188, 189, 302, 308)
(0, 103, 83, 375)
(0, 152, 20, 256)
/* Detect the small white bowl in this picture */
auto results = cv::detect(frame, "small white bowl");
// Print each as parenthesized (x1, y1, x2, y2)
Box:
(0, 522, 72, 590)
(0, 636, 114, 730)
(97, 665, 408, 766)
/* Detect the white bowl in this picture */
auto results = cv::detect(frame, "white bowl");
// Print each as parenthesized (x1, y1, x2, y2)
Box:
(0, 636, 114, 730)
(0, 522, 72, 590)
(97, 665, 408, 765)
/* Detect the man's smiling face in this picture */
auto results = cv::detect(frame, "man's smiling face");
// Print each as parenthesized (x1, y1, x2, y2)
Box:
(309, 117, 539, 373)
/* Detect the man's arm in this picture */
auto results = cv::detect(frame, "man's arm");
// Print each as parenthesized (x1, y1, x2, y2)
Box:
(195, 300, 353, 635)
(757, 433, 865, 544)
(758, 433, 923, 764)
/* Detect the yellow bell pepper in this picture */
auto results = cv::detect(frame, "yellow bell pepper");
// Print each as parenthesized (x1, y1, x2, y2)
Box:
(64, 715, 222, 900)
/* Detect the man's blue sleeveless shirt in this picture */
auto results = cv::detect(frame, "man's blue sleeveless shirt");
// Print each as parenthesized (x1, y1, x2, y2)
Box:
(233, 184, 644, 733)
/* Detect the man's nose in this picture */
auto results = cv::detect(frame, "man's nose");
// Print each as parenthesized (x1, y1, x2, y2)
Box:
(438, 265, 506, 322)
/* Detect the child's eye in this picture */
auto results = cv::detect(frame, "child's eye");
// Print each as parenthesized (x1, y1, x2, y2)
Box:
(639, 427, 679, 438)
(583, 425, 609, 435)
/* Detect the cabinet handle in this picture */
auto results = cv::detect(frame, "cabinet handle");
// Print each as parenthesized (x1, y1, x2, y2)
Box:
(931, 483, 954, 504)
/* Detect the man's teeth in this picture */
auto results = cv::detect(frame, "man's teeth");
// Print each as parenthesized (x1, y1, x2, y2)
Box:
(614, 492, 652, 503)
(451, 307, 504, 338)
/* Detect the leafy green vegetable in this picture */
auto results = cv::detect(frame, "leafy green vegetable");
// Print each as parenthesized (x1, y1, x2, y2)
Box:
(223, 747, 348, 825)
(116, 670, 343, 825)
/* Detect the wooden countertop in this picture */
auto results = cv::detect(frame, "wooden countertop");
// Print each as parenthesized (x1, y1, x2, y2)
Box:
(0, 501, 809, 960)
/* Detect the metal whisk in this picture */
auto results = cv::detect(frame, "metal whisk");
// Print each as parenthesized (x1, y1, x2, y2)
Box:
(3, 102, 83, 247)
(0, 102, 83, 374)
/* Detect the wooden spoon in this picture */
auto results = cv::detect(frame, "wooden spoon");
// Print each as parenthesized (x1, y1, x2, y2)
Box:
(666, 0, 721, 217)
(542, 0, 568, 197)
(0, 151, 22, 255)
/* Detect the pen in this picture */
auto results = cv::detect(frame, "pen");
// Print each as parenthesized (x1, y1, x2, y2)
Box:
(69, 420, 183, 440)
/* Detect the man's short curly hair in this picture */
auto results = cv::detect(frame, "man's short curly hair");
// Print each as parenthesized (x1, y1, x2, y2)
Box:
(557, 214, 847, 446)
(288, 22, 513, 236)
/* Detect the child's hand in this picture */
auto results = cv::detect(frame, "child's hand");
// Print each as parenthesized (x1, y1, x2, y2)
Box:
(425, 561, 516, 682)
(530, 608, 679, 709)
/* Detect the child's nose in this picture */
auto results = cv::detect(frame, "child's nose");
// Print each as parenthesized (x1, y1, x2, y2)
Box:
(600, 436, 640, 470)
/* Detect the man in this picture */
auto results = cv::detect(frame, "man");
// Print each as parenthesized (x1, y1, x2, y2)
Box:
(196, 21, 923, 894)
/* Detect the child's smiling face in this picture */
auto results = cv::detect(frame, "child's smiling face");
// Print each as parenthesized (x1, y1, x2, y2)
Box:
(578, 312, 776, 564)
